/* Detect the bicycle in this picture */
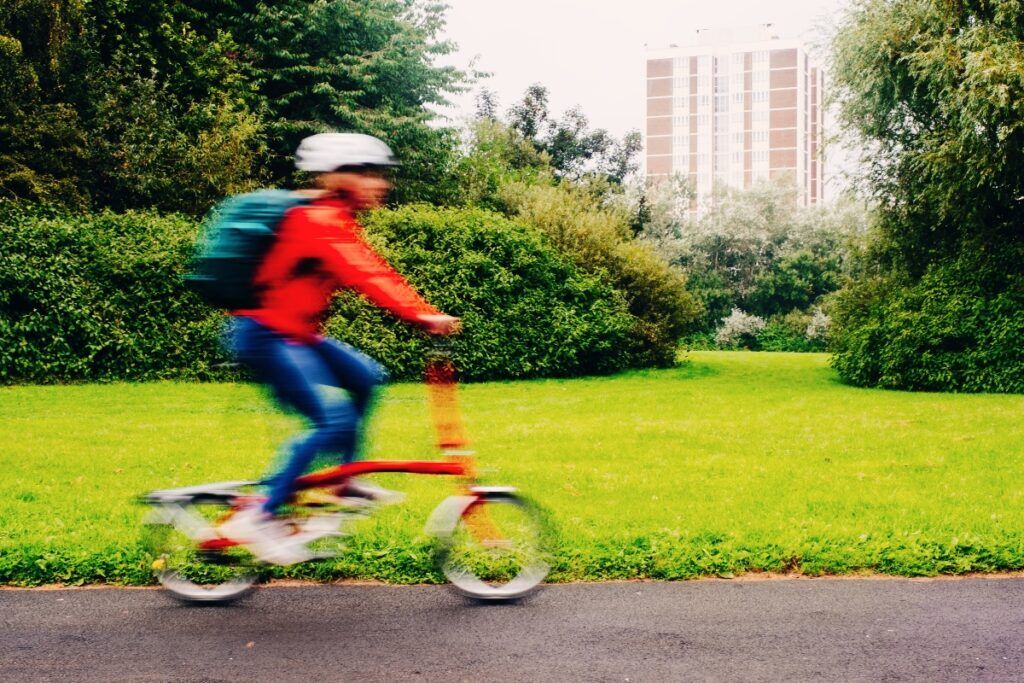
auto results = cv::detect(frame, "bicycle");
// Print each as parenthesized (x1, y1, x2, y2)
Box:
(140, 345, 552, 604)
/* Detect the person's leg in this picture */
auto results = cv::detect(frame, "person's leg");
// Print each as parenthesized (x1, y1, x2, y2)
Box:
(302, 337, 405, 504)
(308, 337, 388, 464)
(232, 318, 355, 513)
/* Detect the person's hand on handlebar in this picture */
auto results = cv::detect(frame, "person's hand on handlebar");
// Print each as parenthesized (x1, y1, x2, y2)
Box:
(418, 314, 461, 335)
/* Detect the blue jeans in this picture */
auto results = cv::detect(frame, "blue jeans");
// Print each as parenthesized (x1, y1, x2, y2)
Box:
(230, 317, 387, 514)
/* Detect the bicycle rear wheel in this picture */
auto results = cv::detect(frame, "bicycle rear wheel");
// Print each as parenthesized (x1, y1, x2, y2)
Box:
(142, 494, 261, 604)
(430, 488, 552, 601)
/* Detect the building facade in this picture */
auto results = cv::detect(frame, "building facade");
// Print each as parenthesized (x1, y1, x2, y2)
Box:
(644, 29, 824, 211)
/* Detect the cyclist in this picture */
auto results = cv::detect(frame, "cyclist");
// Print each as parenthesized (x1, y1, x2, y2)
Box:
(221, 133, 459, 564)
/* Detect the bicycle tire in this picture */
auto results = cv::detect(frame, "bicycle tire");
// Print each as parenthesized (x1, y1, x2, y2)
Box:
(429, 488, 552, 601)
(142, 494, 261, 604)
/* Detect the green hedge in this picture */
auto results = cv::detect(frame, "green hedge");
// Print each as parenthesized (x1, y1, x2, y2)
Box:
(0, 201, 651, 383)
(829, 249, 1024, 393)
(0, 202, 228, 382)
(328, 205, 639, 380)
(500, 182, 702, 366)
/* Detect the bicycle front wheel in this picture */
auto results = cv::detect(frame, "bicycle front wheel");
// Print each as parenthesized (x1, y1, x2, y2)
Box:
(429, 487, 552, 601)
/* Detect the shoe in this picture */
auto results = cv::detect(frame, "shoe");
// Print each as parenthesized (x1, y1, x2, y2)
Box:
(338, 478, 406, 506)
(218, 506, 313, 566)
(297, 512, 348, 537)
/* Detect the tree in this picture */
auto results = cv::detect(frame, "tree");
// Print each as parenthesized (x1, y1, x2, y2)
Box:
(508, 83, 550, 141)
(474, 88, 499, 121)
(450, 118, 551, 211)
(506, 83, 641, 184)
(829, 0, 1024, 392)
(0, 1, 88, 206)
(0, 0, 470, 212)
(218, 0, 469, 203)
(629, 177, 865, 331)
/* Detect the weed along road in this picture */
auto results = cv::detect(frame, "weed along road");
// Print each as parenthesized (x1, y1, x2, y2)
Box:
(3, 579, 1024, 681)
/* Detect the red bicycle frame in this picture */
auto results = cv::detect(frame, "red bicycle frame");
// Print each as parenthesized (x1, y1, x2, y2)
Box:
(197, 345, 479, 552)
(293, 458, 468, 489)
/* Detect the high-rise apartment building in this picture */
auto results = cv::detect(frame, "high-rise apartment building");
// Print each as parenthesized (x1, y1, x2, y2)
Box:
(644, 28, 824, 210)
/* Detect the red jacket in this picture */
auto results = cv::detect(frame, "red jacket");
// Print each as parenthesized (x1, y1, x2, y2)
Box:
(235, 196, 439, 342)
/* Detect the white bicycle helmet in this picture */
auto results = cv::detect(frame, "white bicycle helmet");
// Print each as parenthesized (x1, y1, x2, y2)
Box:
(294, 133, 399, 172)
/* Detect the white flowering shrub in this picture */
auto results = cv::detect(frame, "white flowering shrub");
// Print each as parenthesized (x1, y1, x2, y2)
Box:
(715, 308, 767, 347)
(805, 308, 831, 342)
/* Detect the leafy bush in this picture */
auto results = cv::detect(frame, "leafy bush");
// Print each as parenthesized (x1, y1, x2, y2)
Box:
(0, 202, 228, 383)
(830, 250, 1024, 393)
(709, 308, 827, 352)
(0, 201, 642, 383)
(328, 204, 638, 380)
(714, 309, 766, 349)
(757, 310, 824, 353)
(805, 308, 830, 343)
(500, 182, 702, 366)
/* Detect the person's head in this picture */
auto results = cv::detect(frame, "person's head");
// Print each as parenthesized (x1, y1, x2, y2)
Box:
(294, 133, 398, 210)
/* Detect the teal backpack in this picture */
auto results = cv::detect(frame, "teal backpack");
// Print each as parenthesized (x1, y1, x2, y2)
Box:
(185, 189, 311, 310)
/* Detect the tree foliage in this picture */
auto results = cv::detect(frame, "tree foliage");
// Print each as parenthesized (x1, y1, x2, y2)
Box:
(829, 0, 1024, 391)
(0, 0, 468, 212)
(629, 178, 866, 331)
(506, 83, 642, 184)
(212, 0, 467, 203)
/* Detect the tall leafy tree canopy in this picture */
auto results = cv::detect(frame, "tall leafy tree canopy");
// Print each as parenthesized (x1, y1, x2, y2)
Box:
(829, 0, 1024, 392)
(0, 0, 468, 212)
(833, 0, 1024, 272)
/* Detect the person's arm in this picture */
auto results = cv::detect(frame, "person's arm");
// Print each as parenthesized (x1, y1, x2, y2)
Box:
(300, 206, 454, 328)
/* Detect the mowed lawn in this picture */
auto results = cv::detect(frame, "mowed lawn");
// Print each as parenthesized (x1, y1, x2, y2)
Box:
(3, 351, 1024, 585)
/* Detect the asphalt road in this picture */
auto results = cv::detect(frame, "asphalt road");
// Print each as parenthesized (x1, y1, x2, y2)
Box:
(3, 579, 1024, 682)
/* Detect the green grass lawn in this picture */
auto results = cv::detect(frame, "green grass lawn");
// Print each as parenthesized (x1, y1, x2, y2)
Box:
(3, 351, 1024, 585)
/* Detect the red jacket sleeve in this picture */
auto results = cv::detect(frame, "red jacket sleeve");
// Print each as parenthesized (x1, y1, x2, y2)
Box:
(275, 202, 441, 323)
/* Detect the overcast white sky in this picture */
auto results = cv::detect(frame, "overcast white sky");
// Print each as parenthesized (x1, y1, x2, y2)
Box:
(435, 0, 856, 195)
(437, 0, 851, 136)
